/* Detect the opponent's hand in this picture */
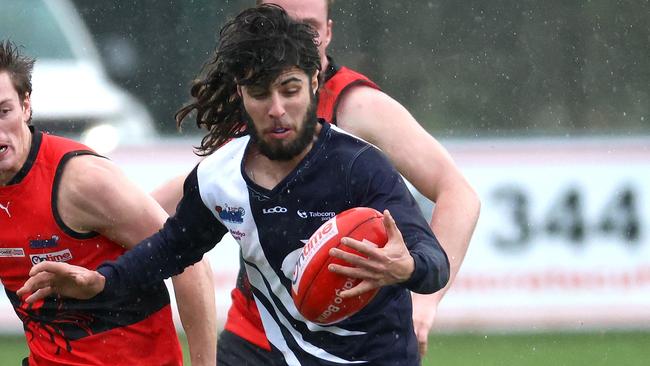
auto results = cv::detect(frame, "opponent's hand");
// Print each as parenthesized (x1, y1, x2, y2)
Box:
(17, 261, 106, 303)
(411, 292, 440, 357)
(328, 209, 414, 298)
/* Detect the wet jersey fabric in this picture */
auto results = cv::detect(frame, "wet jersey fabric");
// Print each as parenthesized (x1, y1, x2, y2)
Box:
(225, 58, 381, 351)
(0, 130, 182, 366)
(98, 121, 449, 365)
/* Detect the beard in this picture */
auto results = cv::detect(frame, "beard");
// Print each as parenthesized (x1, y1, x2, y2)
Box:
(244, 94, 318, 161)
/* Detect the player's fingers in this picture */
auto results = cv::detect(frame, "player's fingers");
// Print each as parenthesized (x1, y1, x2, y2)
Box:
(382, 210, 404, 243)
(24, 287, 54, 304)
(340, 238, 388, 265)
(17, 271, 55, 297)
(339, 281, 377, 298)
(329, 247, 383, 273)
(328, 263, 379, 281)
(28, 261, 66, 276)
(418, 338, 428, 357)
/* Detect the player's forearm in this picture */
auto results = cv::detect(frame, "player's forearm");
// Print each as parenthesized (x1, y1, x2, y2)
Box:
(429, 181, 480, 292)
(172, 260, 217, 366)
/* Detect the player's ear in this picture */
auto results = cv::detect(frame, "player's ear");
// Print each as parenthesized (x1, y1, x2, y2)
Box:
(322, 19, 333, 50)
(21, 93, 32, 123)
(236, 85, 243, 97)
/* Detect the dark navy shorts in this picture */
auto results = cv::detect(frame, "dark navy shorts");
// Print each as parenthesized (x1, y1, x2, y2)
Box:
(217, 329, 286, 366)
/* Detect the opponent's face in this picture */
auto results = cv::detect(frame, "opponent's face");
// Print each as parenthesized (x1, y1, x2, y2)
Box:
(0, 72, 31, 185)
(261, 0, 332, 62)
(240, 68, 319, 161)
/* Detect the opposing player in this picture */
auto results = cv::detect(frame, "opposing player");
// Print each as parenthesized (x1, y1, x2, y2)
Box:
(19, 6, 450, 365)
(153, 0, 480, 358)
(0, 40, 215, 366)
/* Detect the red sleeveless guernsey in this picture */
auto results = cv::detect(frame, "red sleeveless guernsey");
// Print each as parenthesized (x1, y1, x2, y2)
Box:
(0, 130, 182, 366)
(223, 62, 380, 350)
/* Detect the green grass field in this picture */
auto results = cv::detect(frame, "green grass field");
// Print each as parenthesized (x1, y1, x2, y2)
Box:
(2, 331, 649, 365)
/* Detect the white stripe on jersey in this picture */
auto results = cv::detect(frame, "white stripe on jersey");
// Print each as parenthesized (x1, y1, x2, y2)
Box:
(197, 136, 366, 364)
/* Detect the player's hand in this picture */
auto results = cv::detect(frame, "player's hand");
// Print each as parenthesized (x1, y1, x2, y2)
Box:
(17, 261, 106, 303)
(411, 292, 440, 357)
(328, 209, 414, 298)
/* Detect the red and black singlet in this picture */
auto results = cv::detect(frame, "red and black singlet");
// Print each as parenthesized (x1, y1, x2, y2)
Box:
(0, 129, 182, 366)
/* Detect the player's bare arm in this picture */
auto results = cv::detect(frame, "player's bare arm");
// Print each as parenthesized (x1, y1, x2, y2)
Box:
(150, 173, 187, 215)
(149, 171, 217, 366)
(336, 85, 481, 355)
(57, 155, 217, 366)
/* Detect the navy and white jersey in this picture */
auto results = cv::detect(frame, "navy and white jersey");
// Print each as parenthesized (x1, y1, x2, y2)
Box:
(99, 121, 449, 365)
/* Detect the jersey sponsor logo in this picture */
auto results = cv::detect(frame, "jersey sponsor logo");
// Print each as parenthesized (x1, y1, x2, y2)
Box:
(215, 204, 245, 223)
(0, 248, 25, 257)
(30, 249, 73, 265)
(230, 229, 246, 241)
(292, 219, 339, 289)
(29, 235, 60, 249)
(0, 201, 11, 217)
(296, 210, 336, 221)
(263, 206, 288, 214)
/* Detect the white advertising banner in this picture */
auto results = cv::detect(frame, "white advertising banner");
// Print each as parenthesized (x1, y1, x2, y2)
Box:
(1, 137, 648, 333)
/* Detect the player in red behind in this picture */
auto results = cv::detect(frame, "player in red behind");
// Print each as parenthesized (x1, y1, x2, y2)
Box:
(0, 40, 215, 366)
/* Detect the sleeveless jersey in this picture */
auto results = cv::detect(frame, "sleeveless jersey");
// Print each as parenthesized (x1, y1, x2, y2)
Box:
(224, 60, 381, 351)
(0, 130, 182, 366)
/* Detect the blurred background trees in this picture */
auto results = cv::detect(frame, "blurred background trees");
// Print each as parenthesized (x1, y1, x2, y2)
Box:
(72, 0, 650, 138)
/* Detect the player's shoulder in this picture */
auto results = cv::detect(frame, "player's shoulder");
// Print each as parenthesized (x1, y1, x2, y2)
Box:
(325, 122, 374, 155)
(324, 123, 389, 168)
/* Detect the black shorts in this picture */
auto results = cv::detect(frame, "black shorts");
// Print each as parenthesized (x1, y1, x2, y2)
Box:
(217, 329, 286, 366)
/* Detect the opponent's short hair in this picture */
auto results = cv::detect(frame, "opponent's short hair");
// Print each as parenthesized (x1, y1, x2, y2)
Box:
(255, 0, 335, 19)
(176, 4, 321, 156)
(0, 40, 35, 102)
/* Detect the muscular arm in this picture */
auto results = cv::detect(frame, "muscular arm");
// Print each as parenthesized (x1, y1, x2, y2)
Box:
(150, 172, 217, 366)
(58, 156, 217, 366)
(337, 86, 481, 353)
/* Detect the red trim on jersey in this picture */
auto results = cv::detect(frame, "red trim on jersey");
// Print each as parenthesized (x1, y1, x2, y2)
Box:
(224, 288, 272, 351)
(317, 66, 380, 124)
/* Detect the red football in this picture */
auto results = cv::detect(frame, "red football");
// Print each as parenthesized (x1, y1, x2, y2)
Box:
(291, 207, 388, 325)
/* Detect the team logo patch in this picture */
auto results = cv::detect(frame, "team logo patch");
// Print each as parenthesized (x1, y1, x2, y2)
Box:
(30, 249, 73, 265)
(215, 204, 245, 223)
(0, 248, 25, 258)
(0, 201, 10, 217)
(263, 206, 288, 214)
(29, 235, 60, 249)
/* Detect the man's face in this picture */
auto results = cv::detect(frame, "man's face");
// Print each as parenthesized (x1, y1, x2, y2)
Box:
(0, 72, 31, 185)
(261, 0, 332, 62)
(240, 67, 319, 161)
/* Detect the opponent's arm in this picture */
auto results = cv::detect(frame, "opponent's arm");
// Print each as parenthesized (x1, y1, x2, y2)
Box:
(337, 86, 480, 355)
(150, 173, 187, 215)
(151, 172, 217, 366)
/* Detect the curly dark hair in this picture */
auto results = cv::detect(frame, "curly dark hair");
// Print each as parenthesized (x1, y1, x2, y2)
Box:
(0, 40, 35, 103)
(176, 4, 321, 156)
